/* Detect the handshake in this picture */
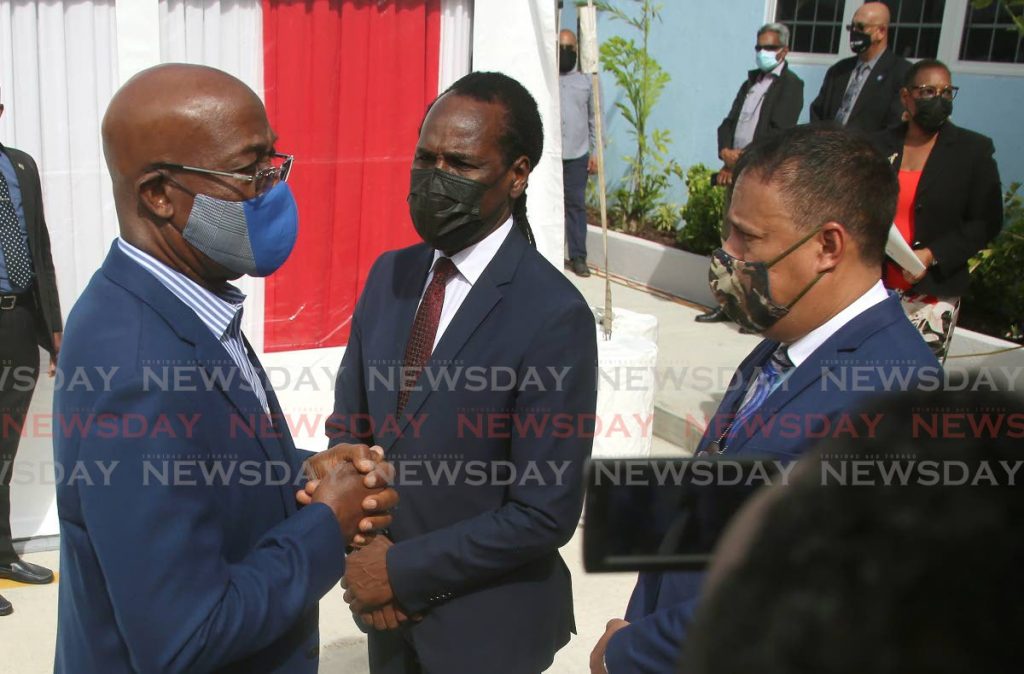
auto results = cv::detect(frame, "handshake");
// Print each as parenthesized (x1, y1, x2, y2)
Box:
(295, 444, 417, 631)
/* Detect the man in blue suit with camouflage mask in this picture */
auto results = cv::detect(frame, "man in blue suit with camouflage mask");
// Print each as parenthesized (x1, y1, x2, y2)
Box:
(592, 125, 939, 673)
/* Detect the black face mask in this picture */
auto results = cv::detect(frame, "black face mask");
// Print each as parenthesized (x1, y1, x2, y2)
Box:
(913, 96, 953, 133)
(849, 29, 871, 54)
(408, 168, 504, 254)
(559, 46, 577, 73)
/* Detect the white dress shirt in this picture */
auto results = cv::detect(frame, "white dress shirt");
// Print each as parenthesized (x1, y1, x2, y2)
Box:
(420, 217, 514, 350)
(786, 279, 890, 368)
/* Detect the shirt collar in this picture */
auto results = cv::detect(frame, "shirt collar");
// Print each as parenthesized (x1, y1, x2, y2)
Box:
(432, 216, 514, 286)
(785, 280, 889, 368)
(859, 50, 883, 73)
(117, 238, 246, 340)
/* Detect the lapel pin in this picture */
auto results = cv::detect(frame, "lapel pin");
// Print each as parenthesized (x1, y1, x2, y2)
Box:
(877, 74, 884, 81)
(17, 163, 25, 170)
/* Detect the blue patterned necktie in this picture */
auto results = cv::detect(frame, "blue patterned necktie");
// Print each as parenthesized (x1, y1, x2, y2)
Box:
(0, 169, 31, 291)
(836, 63, 870, 126)
(718, 346, 794, 452)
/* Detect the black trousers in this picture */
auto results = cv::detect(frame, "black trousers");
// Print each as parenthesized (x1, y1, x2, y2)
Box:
(563, 154, 590, 260)
(0, 302, 41, 564)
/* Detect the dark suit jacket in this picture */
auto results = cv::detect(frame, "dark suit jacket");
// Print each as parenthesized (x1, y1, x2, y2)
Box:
(54, 243, 345, 673)
(330, 228, 598, 673)
(809, 50, 911, 133)
(717, 63, 804, 152)
(872, 122, 1004, 298)
(1, 144, 62, 352)
(604, 294, 939, 673)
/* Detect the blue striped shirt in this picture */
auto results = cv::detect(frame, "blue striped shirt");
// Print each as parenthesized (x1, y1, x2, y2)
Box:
(117, 239, 269, 413)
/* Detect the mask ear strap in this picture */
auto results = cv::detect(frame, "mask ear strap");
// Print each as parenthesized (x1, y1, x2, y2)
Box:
(784, 270, 827, 310)
(765, 225, 823, 268)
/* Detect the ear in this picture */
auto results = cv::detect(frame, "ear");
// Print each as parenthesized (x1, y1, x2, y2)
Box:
(778, 47, 789, 63)
(509, 156, 531, 200)
(816, 222, 846, 273)
(137, 171, 176, 221)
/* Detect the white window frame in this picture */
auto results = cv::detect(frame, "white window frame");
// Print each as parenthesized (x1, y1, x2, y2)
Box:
(765, 0, 1024, 77)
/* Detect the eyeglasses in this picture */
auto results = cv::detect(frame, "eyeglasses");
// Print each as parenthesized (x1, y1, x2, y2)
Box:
(846, 22, 882, 32)
(755, 44, 784, 52)
(908, 85, 959, 101)
(155, 152, 294, 192)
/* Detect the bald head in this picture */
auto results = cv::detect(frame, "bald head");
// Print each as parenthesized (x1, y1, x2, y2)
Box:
(102, 64, 278, 286)
(855, 1, 891, 26)
(102, 64, 268, 191)
(559, 29, 577, 49)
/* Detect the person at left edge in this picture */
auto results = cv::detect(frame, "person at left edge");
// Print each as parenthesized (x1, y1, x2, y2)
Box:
(326, 71, 598, 673)
(0, 85, 63, 614)
(53, 64, 398, 673)
(560, 28, 597, 278)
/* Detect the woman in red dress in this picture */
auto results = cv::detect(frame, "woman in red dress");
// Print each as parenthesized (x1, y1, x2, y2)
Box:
(872, 59, 1003, 361)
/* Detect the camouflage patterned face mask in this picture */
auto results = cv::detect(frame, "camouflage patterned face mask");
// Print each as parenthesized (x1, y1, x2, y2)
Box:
(708, 226, 826, 334)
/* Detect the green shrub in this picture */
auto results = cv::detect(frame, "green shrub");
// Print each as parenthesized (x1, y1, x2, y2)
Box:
(677, 164, 726, 256)
(961, 183, 1024, 341)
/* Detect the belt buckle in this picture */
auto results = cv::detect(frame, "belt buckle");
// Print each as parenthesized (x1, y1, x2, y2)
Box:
(0, 295, 16, 310)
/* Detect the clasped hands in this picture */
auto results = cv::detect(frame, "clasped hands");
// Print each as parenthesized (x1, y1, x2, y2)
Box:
(296, 444, 417, 631)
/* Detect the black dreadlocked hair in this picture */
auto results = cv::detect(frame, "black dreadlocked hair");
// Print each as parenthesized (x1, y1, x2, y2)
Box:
(439, 71, 543, 248)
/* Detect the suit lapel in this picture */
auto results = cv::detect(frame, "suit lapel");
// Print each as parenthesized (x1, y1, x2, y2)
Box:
(726, 295, 907, 455)
(102, 243, 293, 514)
(2, 147, 40, 247)
(389, 230, 527, 445)
(371, 247, 434, 431)
(850, 51, 893, 120)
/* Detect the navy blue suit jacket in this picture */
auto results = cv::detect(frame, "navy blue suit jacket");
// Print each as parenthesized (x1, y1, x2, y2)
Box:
(605, 294, 940, 673)
(330, 228, 598, 673)
(53, 243, 346, 673)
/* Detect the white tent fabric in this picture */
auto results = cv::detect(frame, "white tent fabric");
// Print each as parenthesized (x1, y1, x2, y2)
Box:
(439, 0, 473, 92)
(472, 0, 564, 268)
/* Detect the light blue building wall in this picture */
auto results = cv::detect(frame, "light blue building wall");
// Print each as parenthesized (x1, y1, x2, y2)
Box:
(561, 1, 1024, 205)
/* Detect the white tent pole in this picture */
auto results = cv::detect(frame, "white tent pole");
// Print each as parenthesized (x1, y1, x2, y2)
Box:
(580, 1, 612, 339)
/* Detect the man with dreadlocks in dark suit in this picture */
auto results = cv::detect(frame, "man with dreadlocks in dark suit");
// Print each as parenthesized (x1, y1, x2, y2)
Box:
(317, 71, 598, 673)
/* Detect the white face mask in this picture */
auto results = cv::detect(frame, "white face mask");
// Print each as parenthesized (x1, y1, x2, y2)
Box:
(756, 49, 781, 72)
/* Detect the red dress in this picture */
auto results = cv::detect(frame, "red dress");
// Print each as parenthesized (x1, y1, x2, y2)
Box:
(884, 169, 923, 292)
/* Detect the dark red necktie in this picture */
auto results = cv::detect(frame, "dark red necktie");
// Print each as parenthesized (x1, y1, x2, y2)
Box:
(398, 257, 457, 416)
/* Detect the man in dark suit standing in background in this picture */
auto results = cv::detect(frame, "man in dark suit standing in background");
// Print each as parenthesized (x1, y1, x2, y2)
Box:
(697, 22, 803, 324)
(0, 87, 63, 617)
(329, 71, 598, 673)
(809, 2, 910, 132)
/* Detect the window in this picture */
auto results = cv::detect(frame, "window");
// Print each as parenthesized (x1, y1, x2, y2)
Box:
(887, 0, 947, 59)
(960, 0, 1024, 63)
(767, 0, 1024, 72)
(775, 0, 845, 54)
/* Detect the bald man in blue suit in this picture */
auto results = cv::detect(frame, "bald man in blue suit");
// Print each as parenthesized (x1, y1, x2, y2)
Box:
(53, 64, 397, 674)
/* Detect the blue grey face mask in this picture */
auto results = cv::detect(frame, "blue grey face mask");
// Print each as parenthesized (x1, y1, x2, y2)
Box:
(182, 181, 299, 277)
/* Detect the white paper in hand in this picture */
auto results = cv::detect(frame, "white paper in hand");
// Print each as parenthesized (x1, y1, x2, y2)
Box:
(885, 224, 926, 275)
